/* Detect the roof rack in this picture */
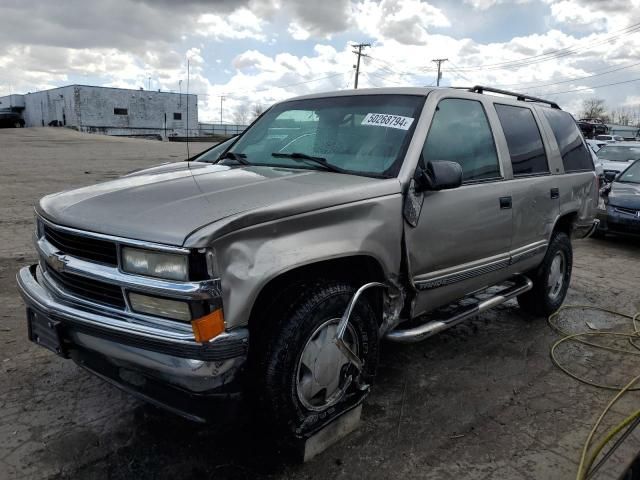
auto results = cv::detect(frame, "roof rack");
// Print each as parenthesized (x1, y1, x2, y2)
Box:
(468, 85, 560, 110)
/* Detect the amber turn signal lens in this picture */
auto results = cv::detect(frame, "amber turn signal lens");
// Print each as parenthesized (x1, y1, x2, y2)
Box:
(191, 308, 225, 343)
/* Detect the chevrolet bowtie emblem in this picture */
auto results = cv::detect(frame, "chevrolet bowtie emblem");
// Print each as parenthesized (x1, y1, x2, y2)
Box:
(46, 253, 68, 272)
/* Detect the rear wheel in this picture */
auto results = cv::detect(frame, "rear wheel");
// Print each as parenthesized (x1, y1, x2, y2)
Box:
(518, 232, 572, 317)
(254, 281, 379, 437)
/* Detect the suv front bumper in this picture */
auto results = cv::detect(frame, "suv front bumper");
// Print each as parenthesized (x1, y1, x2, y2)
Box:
(17, 264, 249, 422)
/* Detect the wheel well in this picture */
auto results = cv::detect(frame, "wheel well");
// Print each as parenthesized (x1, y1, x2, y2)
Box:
(248, 255, 386, 339)
(553, 212, 577, 237)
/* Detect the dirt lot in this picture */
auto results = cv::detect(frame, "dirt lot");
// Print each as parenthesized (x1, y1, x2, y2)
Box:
(1, 128, 639, 480)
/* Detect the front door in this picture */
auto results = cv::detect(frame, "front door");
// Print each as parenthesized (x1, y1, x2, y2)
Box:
(405, 97, 513, 317)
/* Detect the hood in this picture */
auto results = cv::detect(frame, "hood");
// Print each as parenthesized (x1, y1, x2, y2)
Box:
(38, 162, 400, 246)
(607, 181, 640, 209)
(600, 160, 634, 172)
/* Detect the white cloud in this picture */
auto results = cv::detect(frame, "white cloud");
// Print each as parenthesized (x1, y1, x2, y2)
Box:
(196, 8, 267, 41)
(465, 0, 532, 10)
(355, 0, 450, 45)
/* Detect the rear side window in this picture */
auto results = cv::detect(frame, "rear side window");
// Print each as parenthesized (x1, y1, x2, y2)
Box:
(422, 98, 500, 182)
(542, 109, 593, 172)
(494, 104, 548, 176)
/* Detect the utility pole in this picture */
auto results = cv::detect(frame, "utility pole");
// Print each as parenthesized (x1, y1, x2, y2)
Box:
(148, 76, 151, 91)
(432, 58, 448, 86)
(352, 43, 370, 89)
(219, 96, 225, 124)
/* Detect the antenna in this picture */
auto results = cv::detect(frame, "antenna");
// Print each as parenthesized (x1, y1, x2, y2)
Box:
(186, 58, 190, 160)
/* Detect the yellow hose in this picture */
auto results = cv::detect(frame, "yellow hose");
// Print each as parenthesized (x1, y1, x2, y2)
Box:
(545, 305, 640, 480)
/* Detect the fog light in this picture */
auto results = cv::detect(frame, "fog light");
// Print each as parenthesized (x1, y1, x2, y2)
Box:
(191, 308, 225, 343)
(128, 292, 191, 321)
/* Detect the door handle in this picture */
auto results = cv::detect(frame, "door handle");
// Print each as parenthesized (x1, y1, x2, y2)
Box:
(550, 188, 559, 199)
(499, 196, 512, 209)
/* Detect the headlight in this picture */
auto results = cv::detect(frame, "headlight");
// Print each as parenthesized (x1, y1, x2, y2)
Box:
(598, 196, 607, 211)
(128, 292, 191, 321)
(121, 247, 189, 281)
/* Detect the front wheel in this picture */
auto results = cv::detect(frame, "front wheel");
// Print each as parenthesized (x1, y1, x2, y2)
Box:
(254, 281, 379, 438)
(518, 231, 572, 317)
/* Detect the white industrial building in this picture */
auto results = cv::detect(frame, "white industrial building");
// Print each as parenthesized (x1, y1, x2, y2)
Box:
(0, 85, 198, 138)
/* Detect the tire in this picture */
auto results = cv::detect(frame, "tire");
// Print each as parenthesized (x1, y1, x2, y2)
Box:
(254, 281, 379, 438)
(517, 232, 572, 317)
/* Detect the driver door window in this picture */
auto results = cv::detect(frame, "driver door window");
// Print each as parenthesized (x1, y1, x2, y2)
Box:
(422, 98, 501, 182)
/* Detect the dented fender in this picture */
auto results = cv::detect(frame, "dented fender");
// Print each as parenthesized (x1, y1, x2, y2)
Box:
(186, 194, 405, 329)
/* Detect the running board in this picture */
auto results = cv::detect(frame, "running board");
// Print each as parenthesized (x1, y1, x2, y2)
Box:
(385, 276, 533, 344)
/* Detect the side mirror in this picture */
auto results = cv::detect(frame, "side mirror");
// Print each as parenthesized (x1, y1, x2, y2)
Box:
(415, 160, 463, 192)
(603, 171, 617, 183)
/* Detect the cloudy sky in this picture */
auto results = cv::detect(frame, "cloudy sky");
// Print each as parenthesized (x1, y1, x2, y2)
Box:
(1, 0, 639, 123)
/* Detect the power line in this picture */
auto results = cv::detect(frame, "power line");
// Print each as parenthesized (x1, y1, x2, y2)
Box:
(495, 60, 640, 91)
(447, 60, 473, 83)
(193, 72, 349, 98)
(541, 76, 640, 96)
(453, 21, 640, 72)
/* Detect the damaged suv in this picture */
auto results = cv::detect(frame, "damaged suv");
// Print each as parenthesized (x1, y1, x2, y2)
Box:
(17, 86, 598, 438)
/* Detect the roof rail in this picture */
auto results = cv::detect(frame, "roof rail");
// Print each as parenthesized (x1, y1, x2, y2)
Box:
(468, 85, 561, 110)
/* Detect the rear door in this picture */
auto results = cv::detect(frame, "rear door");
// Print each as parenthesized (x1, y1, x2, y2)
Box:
(540, 108, 598, 232)
(493, 103, 559, 259)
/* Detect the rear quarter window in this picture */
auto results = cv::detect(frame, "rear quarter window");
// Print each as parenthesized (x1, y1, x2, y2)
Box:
(494, 104, 549, 176)
(542, 109, 593, 172)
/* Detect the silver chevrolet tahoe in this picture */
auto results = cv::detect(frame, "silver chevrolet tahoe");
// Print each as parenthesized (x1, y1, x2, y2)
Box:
(17, 86, 598, 438)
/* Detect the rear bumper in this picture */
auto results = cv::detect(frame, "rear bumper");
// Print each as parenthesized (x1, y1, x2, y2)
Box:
(17, 264, 249, 422)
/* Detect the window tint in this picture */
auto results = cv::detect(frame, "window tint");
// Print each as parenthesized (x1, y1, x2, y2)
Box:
(422, 98, 500, 182)
(494, 104, 548, 176)
(542, 109, 593, 172)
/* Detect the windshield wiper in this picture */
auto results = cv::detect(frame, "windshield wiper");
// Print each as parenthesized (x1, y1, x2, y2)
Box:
(271, 152, 346, 173)
(219, 151, 250, 165)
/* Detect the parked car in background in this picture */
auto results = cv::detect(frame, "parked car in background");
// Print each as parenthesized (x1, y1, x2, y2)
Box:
(596, 142, 640, 181)
(596, 159, 640, 237)
(577, 118, 608, 139)
(586, 139, 607, 153)
(0, 112, 25, 128)
(587, 142, 604, 178)
(16, 86, 597, 439)
(595, 134, 625, 143)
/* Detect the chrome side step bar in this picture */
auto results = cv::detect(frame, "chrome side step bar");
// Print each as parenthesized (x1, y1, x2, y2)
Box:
(385, 276, 533, 344)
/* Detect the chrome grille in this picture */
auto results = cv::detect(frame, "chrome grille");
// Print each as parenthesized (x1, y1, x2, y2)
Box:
(45, 266, 126, 309)
(614, 206, 640, 217)
(44, 224, 118, 265)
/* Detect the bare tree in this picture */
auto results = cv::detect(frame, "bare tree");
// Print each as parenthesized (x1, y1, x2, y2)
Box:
(580, 98, 609, 121)
(611, 107, 632, 125)
(233, 103, 249, 125)
(252, 103, 265, 119)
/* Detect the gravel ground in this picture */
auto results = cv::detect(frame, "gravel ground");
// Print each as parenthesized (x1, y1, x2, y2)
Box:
(1, 128, 639, 480)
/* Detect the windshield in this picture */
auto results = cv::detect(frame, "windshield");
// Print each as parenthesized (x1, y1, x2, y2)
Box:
(194, 136, 236, 162)
(618, 160, 640, 183)
(596, 145, 640, 162)
(224, 94, 425, 177)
